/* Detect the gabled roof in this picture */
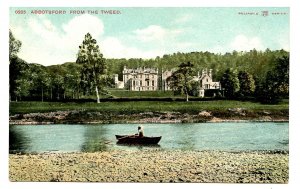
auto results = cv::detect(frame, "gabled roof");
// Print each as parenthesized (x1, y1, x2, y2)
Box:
(199, 74, 211, 81)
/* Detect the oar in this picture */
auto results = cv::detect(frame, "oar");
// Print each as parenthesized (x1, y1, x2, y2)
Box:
(118, 134, 136, 140)
(103, 140, 112, 144)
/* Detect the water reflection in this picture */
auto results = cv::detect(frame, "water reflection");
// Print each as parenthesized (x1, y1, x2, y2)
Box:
(173, 124, 196, 150)
(278, 139, 289, 145)
(81, 126, 111, 152)
(116, 143, 161, 150)
(9, 128, 31, 154)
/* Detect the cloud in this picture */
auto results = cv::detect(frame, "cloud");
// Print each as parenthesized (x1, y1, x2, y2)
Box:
(28, 17, 61, 47)
(208, 45, 227, 54)
(206, 35, 267, 54)
(278, 32, 289, 51)
(174, 14, 194, 24)
(62, 14, 104, 49)
(102, 37, 162, 59)
(133, 25, 183, 43)
(28, 17, 57, 36)
(229, 34, 264, 51)
(130, 24, 191, 56)
(13, 15, 215, 64)
(15, 14, 104, 65)
(43, 19, 56, 32)
(14, 16, 171, 64)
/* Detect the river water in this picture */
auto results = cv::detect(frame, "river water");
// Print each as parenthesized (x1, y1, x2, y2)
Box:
(9, 122, 288, 153)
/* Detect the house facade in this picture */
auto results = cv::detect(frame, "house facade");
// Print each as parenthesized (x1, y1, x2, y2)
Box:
(195, 69, 221, 97)
(122, 66, 159, 91)
(114, 66, 221, 97)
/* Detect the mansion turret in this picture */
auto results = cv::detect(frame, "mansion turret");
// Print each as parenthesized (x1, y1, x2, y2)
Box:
(114, 66, 221, 97)
(194, 69, 221, 97)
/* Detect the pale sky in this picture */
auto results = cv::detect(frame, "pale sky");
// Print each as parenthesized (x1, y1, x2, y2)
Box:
(10, 7, 289, 66)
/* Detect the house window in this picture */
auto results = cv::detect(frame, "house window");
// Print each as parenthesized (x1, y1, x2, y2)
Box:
(140, 81, 142, 86)
(147, 81, 150, 86)
(152, 80, 154, 86)
(206, 79, 208, 82)
(205, 84, 210, 89)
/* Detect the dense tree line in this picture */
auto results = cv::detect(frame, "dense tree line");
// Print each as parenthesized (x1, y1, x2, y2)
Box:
(9, 30, 289, 103)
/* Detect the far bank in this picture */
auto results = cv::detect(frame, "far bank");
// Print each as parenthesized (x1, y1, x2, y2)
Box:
(9, 101, 288, 124)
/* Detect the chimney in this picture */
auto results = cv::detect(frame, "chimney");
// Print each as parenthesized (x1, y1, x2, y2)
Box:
(209, 69, 212, 77)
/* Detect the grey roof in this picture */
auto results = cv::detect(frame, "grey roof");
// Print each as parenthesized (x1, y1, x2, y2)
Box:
(124, 67, 158, 74)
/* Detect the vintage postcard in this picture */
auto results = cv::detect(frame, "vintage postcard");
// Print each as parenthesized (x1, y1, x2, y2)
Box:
(8, 7, 290, 184)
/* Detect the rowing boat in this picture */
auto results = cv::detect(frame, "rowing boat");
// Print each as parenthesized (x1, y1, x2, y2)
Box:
(115, 135, 162, 144)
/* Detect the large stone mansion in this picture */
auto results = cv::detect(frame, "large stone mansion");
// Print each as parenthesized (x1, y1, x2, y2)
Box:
(114, 66, 221, 97)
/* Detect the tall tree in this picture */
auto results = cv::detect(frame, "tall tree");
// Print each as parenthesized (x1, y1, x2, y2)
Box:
(29, 64, 50, 102)
(238, 71, 255, 97)
(12, 61, 31, 101)
(9, 30, 22, 62)
(257, 55, 289, 103)
(62, 63, 82, 99)
(76, 33, 106, 103)
(168, 61, 194, 101)
(273, 56, 289, 97)
(220, 69, 240, 98)
(9, 30, 25, 101)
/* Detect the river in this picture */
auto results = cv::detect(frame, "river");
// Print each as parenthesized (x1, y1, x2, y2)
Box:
(9, 122, 288, 153)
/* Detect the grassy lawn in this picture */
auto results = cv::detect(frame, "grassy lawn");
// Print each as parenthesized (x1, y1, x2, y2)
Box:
(75, 90, 181, 100)
(9, 100, 289, 115)
(108, 90, 175, 98)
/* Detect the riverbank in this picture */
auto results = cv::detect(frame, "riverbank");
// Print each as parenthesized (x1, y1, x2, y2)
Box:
(9, 109, 288, 125)
(9, 150, 288, 183)
(9, 101, 288, 124)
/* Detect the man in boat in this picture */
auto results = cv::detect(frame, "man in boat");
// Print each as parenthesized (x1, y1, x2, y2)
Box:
(137, 126, 144, 137)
